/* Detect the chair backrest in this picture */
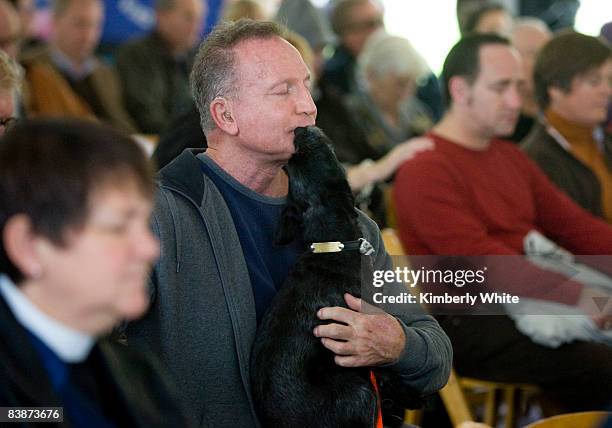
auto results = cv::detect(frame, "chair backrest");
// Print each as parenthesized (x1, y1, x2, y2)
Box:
(524, 411, 610, 428)
(381, 228, 477, 426)
(381, 228, 405, 255)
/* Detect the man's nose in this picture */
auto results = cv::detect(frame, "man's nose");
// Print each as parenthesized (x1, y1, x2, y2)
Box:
(506, 85, 522, 110)
(296, 89, 317, 123)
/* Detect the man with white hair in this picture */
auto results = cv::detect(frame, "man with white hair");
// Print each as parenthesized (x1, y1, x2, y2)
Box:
(0, 50, 20, 135)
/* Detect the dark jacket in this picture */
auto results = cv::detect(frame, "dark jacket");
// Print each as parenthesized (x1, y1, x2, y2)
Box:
(0, 294, 189, 428)
(321, 44, 357, 96)
(115, 32, 195, 134)
(522, 122, 612, 219)
(125, 149, 452, 428)
(152, 104, 206, 170)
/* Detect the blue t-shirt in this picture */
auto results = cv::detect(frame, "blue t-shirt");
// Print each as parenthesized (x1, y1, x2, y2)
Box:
(199, 154, 304, 323)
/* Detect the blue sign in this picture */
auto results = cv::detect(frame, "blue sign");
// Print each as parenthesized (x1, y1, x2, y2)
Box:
(33, 0, 224, 47)
(102, 0, 155, 45)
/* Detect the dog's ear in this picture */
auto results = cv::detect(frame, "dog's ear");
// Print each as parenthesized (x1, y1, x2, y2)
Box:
(274, 203, 301, 245)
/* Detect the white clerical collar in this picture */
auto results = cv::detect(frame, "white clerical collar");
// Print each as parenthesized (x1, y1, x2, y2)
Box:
(50, 46, 98, 81)
(0, 274, 94, 363)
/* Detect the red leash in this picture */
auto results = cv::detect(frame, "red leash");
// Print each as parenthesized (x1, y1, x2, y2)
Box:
(369, 371, 384, 428)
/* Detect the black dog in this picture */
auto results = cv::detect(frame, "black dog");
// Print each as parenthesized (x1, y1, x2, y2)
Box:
(250, 127, 418, 428)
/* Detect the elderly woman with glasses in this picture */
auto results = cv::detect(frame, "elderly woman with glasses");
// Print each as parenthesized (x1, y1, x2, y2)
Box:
(0, 118, 188, 427)
(338, 30, 435, 224)
(346, 30, 434, 159)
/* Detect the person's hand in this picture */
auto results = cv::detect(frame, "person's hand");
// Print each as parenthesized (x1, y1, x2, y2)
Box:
(313, 293, 406, 367)
(346, 137, 434, 191)
(377, 137, 434, 182)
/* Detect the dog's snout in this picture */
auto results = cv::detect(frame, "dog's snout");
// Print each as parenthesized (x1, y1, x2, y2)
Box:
(292, 127, 310, 153)
(294, 127, 308, 137)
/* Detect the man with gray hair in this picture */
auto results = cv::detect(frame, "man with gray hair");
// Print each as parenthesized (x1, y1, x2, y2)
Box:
(116, 0, 206, 134)
(124, 19, 451, 428)
(0, 50, 20, 135)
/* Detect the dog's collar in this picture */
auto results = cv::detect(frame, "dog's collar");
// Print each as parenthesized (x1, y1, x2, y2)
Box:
(309, 238, 374, 255)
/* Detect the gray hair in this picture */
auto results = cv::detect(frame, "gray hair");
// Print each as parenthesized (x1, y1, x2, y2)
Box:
(190, 19, 285, 133)
(0, 50, 22, 95)
(358, 30, 429, 83)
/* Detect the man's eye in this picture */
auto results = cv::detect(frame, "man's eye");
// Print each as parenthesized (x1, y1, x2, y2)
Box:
(272, 85, 289, 95)
(586, 76, 602, 86)
(99, 223, 128, 235)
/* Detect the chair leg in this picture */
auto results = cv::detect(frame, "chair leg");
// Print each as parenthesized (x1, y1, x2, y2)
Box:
(484, 389, 498, 427)
(404, 409, 423, 426)
(504, 387, 518, 428)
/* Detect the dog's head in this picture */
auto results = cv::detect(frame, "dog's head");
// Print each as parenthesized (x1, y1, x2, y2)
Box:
(275, 126, 359, 245)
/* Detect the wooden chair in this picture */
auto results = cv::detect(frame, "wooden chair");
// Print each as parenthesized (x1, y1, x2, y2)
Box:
(524, 411, 610, 428)
(458, 377, 539, 427)
(381, 228, 539, 428)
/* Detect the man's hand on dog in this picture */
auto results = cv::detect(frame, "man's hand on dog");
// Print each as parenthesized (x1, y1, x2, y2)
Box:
(313, 293, 406, 367)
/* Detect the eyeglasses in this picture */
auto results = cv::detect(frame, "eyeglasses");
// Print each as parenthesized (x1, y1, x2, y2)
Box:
(0, 117, 18, 131)
(346, 17, 384, 33)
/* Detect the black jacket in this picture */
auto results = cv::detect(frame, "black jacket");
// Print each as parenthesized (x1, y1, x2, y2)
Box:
(522, 123, 612, 220)
(115, 32, 195, 134)
(0, 294, 190, 428)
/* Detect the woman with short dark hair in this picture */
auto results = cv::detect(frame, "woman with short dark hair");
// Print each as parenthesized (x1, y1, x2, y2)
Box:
(0, 118, 189, 427)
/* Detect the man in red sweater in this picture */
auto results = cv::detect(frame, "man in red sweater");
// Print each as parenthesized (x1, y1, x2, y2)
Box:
(394, 34, 612, 413)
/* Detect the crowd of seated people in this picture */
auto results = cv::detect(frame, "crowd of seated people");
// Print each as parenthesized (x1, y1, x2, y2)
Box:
(394, 32, 612, 417)
(1, 0, 612, 427)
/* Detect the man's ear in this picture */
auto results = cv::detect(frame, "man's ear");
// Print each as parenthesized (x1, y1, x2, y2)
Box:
(210, 97, 238, 136)
(3, 215, 46, 280)
(547, 85, 567, 108)
(448, 76, 472, 106)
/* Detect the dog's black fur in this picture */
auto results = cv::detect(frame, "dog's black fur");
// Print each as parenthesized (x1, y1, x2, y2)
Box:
(250, 127, 419, 428)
